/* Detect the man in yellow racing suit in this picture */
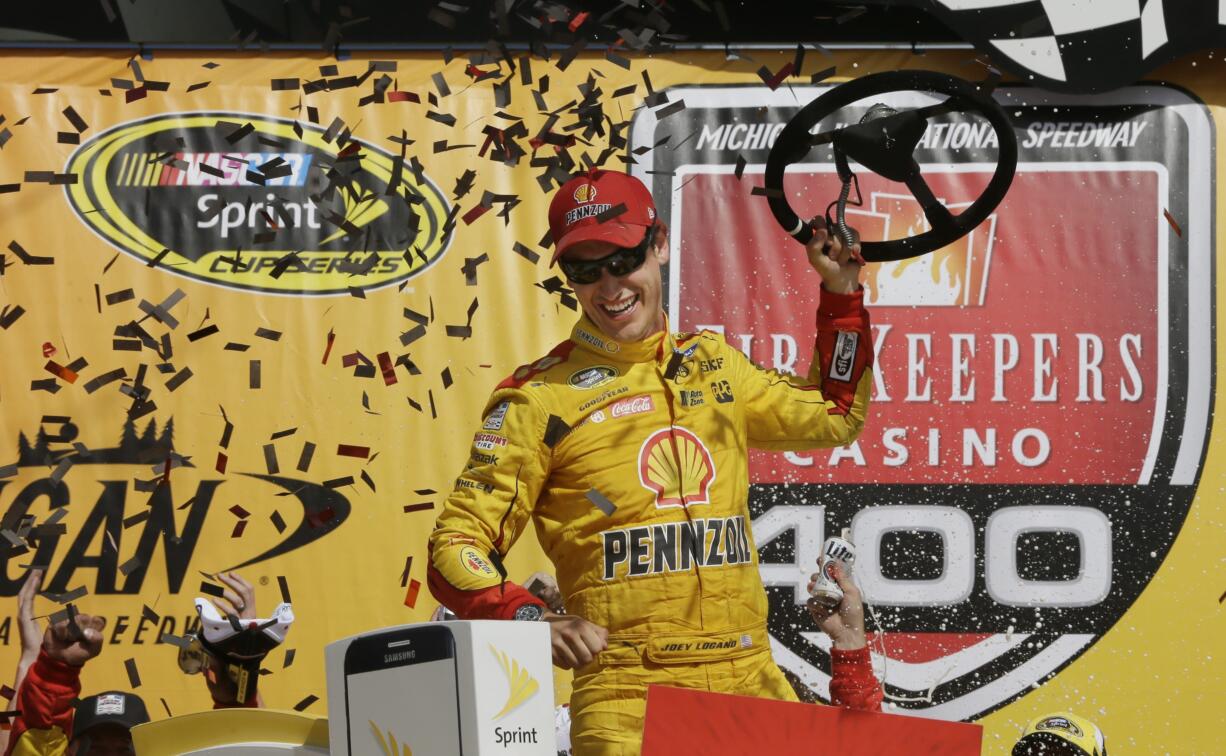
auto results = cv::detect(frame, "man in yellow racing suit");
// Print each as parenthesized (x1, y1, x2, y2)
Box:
(428, 169, 878, 754)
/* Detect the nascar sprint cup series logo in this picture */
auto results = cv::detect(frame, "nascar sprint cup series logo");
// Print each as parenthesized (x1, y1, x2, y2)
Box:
(64, 112, 452, 295)
(631, 83, 1213, 719)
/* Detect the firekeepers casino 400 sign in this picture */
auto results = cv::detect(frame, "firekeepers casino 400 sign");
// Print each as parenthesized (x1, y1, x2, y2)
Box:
(632, 83, 1212, 720)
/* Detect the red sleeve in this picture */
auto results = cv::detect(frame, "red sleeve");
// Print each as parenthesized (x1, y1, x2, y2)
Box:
(829, 646, 883, 712)
(4, 650, 81, 755)
(815, 286, 873, 416)
(426, 547, 546, 620)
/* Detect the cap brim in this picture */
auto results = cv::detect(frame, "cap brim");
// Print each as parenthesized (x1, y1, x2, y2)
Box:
(551, 221, 649, 265)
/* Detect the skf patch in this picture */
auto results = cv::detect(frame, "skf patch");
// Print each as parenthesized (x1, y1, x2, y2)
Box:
(829, 331, 858, 382)
(483, 400, 510, 430)
(699, 358, 724, 374)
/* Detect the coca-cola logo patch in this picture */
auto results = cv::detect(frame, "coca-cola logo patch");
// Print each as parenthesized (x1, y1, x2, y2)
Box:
(632, 83, 1213, 720)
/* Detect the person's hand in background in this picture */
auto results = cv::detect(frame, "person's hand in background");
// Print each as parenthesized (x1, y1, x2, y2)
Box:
(525, 572, 565, 613)
(200, 571, 264, 708)
(209, 571, 257, 620)
(42, 612, 106, 667)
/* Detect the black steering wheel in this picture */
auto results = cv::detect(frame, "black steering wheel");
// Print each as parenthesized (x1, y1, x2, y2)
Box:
(764, 69, 1017, 262)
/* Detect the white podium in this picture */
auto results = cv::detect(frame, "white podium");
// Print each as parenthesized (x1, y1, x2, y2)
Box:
(325, 620, 557, 756)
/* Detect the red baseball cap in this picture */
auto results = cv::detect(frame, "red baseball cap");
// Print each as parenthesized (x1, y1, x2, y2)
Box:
(548, 169, 657, 264)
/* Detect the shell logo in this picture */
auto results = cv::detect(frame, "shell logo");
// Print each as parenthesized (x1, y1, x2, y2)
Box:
(638, 426, 716, 508)
(573, 183, 597, 203)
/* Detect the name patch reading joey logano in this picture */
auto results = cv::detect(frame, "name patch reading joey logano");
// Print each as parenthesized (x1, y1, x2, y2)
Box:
(602, 515, 752, 580)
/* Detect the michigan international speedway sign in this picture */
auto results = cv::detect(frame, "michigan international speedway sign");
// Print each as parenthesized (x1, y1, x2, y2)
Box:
(0, 49, 1221, 752)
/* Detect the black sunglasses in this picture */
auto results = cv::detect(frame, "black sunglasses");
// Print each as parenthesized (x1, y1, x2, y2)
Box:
(559, 225, 658, 285)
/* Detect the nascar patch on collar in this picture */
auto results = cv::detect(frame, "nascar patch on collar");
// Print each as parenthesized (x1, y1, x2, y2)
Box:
(569, 365, 618, 390)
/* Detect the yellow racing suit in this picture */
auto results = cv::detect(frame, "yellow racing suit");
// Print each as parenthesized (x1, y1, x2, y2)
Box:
(428, 288, 876, 754)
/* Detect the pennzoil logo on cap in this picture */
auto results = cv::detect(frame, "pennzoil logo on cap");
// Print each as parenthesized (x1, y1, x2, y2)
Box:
(573, 183, 597, 203)
(64, 112, 452, 296)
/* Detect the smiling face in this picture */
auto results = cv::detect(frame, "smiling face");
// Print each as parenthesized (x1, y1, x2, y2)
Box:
(562, 225, 670, 343)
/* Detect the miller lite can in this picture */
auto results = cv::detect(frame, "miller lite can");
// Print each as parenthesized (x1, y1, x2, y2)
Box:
(810, 537, 856, 609)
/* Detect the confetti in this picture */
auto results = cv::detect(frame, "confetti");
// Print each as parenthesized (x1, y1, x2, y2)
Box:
(8, 241, 53, 265)
(199, 581, 225, 598)
(283, 649, 296, 669)
(277, 575, 292, 603)
(105, 288, 135, 305)
(249, 360, 261, 389)
(654, 100, 686, 120)
(118, 555, 143, 576)
(585, 489, 618, 516)
(377, 352, 397, 386)
(124, 658, 142, 688)
(404, 579, 422, 608)
(165, 367, 193, 391)
(293, 695, 319, 712)
(513, 242, 541, 264)
(403, 502, 433, 514)
(810, 65, 837, 85)
(756, 62, 795, 91)
(1163, 208, 1183, 237)
(270, 511, 287, 534)
(263, 444, 280, 474)
(188, 324, 219, 341)
(296, 441, 316, 472)
(322, 328, 336, 364)
(337, 444, 370, 459)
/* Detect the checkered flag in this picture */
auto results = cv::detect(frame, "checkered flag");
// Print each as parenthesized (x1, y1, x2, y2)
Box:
(915, 0, 1225, 93)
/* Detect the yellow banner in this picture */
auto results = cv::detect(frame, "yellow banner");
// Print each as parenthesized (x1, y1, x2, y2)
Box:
(0, 48, 1220, 754)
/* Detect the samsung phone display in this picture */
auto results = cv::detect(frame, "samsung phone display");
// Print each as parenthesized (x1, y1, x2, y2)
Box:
(343, 624, 463, 755)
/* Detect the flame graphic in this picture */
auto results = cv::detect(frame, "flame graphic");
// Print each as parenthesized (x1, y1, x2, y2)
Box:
(861, 194, 993, 307)
(490, 645, 540, 720)
(638, 426, 716, 508)
(370, 720, 413, 756)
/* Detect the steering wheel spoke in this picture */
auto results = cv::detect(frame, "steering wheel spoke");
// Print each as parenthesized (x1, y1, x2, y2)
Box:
(905, 171, 959, 235)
